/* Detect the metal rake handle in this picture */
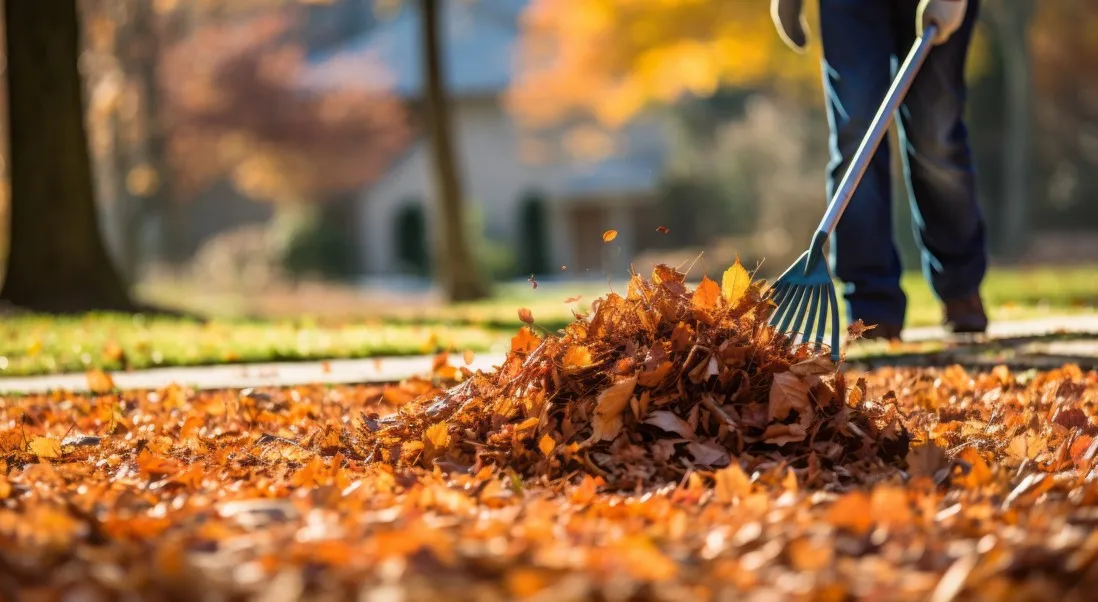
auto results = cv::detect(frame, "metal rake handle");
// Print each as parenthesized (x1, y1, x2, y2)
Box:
(805, 24, 939, 273)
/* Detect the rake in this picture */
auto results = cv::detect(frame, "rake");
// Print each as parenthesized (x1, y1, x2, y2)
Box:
(768, 24, 939, 361)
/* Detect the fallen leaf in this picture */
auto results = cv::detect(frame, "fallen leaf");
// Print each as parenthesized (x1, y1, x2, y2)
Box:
(827, 491, 873, 534)
(721, 258, 751, 306)
(713, 464, 752, 502)
(644, 411, 694, 439)
(686, 441, 730, 467)
(590, 376, 637, 442)
(769, 372, 811, 421)
(692, 276, 721, 310)
(789, 356, 836, 377)
(28, 436, 62, 459)
(906, 442, 950, 479)
(763, 423, 808, 446)
(538, 434, 555, 457)
(86, 369, 115, 394)
(511, 327, 542, 354)
(562, 345, 593, 371)
(425, 422, 451, 449)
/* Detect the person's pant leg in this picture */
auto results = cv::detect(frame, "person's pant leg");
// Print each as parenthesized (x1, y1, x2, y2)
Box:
(894, 0, 988, 302)
(819, 0, 906, 328)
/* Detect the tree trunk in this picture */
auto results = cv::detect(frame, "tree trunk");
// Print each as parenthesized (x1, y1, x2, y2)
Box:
(0, 0, 133, 311)
(992, 0, 1035, 259)
(419, 0, 489, 302)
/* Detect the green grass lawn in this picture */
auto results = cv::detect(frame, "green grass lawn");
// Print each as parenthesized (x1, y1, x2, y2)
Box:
(1, 265, 1095, 377)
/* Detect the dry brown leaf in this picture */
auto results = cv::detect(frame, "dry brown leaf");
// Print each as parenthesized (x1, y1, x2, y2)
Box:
(769, 372, 811, 421)
(906, 442, 950, 479)
(538, 434, 555, 457)
(644, 411, 694, 439)
(518, 308, 535, 325)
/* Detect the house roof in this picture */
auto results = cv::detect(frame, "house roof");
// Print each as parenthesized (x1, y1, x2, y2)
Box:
(298, 0, 527, 98)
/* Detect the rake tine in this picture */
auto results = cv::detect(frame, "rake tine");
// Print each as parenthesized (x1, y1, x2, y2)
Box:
(769, 285, 796, 327)
(827, 283, 841, 362)
(814, 284, 830, 349)
(788, 286, 814, 344)
(801, 285, 822, 348)
(777, 286, 807, 334)
(769, 282, 790, 310)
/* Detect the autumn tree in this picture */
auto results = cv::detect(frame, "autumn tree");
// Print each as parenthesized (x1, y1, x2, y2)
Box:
(507, 0, 822, 130)
(160, 10, 410, 205)
(0, 0, 133, 311)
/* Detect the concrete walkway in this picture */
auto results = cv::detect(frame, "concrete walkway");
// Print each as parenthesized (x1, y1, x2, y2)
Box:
(1, 316, 1096, 395)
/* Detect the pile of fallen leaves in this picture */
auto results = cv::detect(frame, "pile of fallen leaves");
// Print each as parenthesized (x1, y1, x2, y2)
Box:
(359, 263, 909, 487)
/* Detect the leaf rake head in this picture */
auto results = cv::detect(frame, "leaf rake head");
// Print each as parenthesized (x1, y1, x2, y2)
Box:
(767, 235, 841, 362)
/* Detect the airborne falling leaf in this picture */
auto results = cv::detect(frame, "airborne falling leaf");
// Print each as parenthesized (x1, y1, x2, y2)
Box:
(602, 229, 618, 243)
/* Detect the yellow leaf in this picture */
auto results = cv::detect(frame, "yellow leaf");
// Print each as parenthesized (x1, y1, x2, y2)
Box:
(424, 422, 451, 449)
(721, 258, 751, 306)
(692, 276, 721, 310)
(590, 376, 637, 442)
(538, 434, 556, 457)
(562, 345, 594, 370)
(29, 436, 62, 459)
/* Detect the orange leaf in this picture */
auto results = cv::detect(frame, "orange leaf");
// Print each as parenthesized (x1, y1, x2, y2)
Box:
(562, 345, 593, 370)
(827, 491, 873, 534)
(511, 327, 542, 354)
(692, 276, 721, 310)
(425, 422, 451, 449)
(712, 463, 752, 503)
(638, 361, 673, 387)
(538, 434, 556, 457)
(463, 349, 475, 365)
(602, 229, 618, 242)
(518, 307, 535, 325)
(86, 369, 116, 394)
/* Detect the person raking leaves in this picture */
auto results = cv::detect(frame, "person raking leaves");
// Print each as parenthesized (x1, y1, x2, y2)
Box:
(770, 0, 989, 341)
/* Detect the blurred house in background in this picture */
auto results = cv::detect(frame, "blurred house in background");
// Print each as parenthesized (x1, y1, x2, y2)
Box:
(298, 0, 672, 283)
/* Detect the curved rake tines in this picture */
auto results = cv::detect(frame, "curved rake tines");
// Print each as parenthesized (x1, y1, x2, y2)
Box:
(768, 281, 841, 361)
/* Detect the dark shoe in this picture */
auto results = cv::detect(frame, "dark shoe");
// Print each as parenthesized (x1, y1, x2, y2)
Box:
(943, 293, 988, 334)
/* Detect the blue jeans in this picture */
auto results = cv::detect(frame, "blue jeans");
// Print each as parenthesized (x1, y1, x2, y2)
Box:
(820, 0, 988, 328)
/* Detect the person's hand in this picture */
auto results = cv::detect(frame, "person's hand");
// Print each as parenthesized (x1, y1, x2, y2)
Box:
(771, 0, 808, 53)
(917, 0, 968, 45)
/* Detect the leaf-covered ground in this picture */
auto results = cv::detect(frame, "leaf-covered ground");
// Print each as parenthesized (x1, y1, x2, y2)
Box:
(2, 267, 1097, 601)
(1, 365, 1096, 600)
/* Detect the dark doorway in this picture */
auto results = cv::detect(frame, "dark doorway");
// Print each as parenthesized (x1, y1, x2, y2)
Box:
(394, 200, 430, 276)
(517, 190, 551, 276)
